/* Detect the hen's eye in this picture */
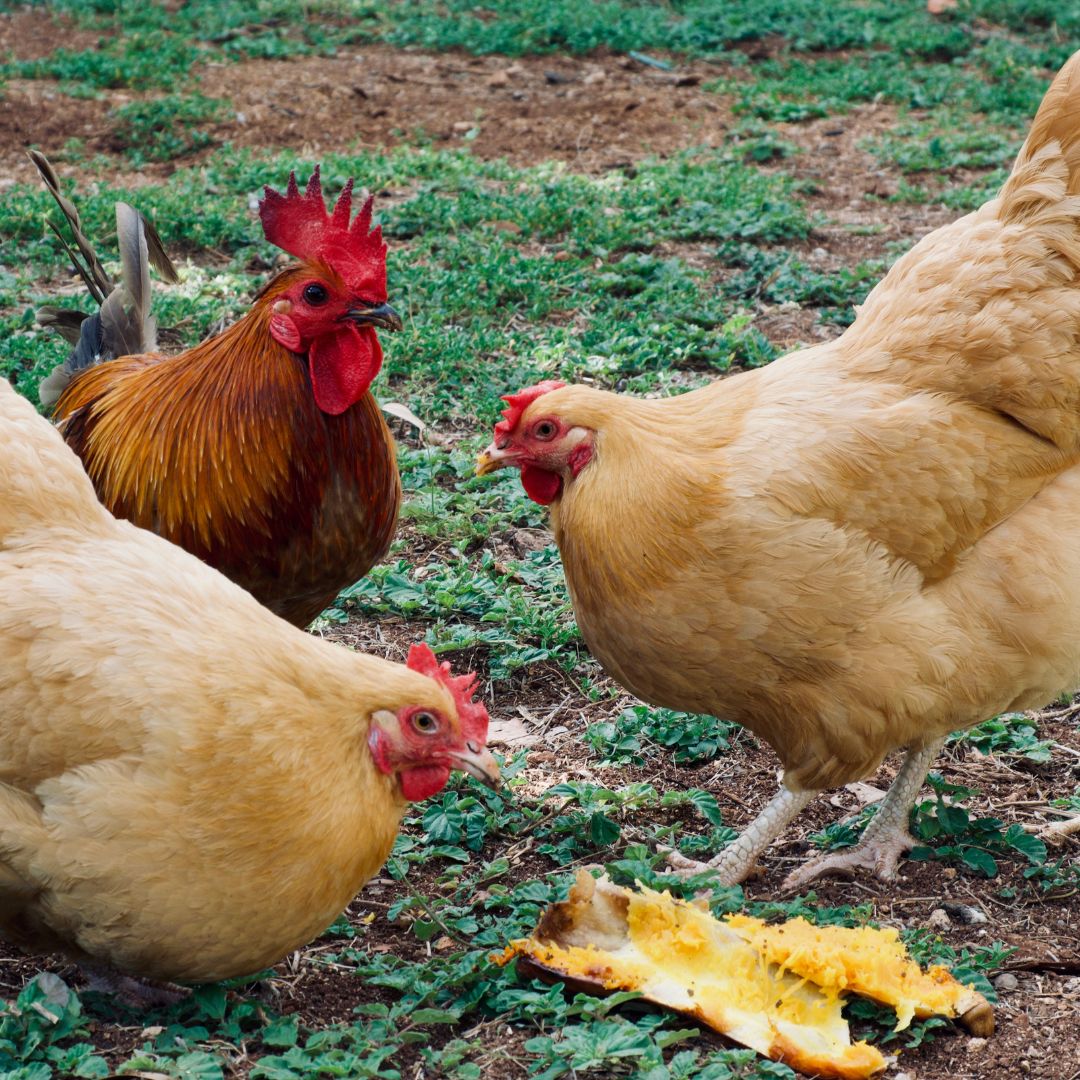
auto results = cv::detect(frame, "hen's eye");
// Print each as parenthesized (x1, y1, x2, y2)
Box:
(411, 711, 439, 735)
(533, 420, 557, 441)
(303, 283, 329, 306)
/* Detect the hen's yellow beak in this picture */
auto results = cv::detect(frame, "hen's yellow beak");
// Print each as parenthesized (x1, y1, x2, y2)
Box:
(476, 444, 515, 476)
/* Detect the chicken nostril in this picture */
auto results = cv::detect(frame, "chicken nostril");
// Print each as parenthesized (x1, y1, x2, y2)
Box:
(496, 438, 510, 451)
(467, 741, 480, 754)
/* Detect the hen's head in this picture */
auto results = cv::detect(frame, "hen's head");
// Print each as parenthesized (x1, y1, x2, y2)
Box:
(475, 380, 596, 505)
(259, 166, 402, 415)
(368, 644, 498, 802)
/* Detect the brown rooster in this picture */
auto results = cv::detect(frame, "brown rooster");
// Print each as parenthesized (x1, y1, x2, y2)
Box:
(33, 154, 403, 627)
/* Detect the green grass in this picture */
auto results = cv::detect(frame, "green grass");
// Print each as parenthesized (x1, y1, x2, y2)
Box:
(110, 93, 230, 165)
(2, 2, 1079, 1078)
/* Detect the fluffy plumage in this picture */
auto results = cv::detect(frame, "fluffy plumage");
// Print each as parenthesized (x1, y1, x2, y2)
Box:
(34, 159, 403, 628)
(479, 50, 1080, 885)
(0, 380, 496, 983)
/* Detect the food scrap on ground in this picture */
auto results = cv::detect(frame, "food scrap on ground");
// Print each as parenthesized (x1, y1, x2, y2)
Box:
(499, 872, 993, 1079)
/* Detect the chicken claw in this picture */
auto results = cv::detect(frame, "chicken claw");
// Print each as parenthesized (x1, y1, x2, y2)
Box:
(783, 738, 945, 892)
(782, 828, 918, 892)
(660, 846, 740, 886)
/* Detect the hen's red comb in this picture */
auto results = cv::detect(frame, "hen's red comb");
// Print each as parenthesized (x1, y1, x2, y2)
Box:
(406, 643, 489, 743)
(259, 165, 387, 298)
(494, 380, 567, 439)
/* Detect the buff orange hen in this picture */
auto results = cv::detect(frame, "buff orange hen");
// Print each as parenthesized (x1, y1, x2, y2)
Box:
(0, 379, 497, 999)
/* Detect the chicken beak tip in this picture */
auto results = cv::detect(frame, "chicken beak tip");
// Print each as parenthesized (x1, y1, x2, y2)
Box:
(348, 302, 403, 332)
(476, 445, 509, 476)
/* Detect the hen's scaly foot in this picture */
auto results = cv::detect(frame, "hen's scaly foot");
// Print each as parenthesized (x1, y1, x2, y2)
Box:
(660, 847, 742, 887)
(83, 964, 191, 1009)
(660, 785, 816, 889)
(782, 827, 918, 892)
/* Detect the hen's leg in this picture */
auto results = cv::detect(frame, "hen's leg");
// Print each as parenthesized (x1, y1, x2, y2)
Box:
(664, 784, 816, 885)
(782, 737, 946, 892)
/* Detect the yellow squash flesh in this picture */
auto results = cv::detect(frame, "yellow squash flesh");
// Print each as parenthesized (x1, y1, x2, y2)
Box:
(498, 873, 993, 1080)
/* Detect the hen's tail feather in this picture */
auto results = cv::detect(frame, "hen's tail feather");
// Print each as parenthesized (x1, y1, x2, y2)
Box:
(0, 382, 109, 546)
(1000, 49, 1080, 222)
(837, 50, 1080, 456)
(30, 153, 180, 408)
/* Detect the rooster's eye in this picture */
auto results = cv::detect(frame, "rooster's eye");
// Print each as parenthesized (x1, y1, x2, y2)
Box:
(303, 283, 329, 306)
(532, 420, 557, 441)
(411, 711, 439, 735)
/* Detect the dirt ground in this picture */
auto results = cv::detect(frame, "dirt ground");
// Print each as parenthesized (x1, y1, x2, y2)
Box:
(3, 7, 1080, 1078)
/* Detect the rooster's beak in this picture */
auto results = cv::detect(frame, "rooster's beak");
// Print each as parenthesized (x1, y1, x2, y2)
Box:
(476, 443, 516, 476)
(347, 301, 403, 332)
(450, 744, 501, 789)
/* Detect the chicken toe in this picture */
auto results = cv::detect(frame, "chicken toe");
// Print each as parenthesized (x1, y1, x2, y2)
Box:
(782, 825, 919, 892)
(783, 738, 945, 892)
(1039, 814, 1080, 844)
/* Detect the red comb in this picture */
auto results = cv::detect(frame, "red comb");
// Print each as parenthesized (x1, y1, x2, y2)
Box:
(259, 165, 387, 297)
(494, 379, 567, 439)
(406, 643, 489, 743)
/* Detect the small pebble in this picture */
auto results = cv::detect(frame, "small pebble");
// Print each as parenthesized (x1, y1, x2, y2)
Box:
(926, 908, 951, 931)
(994, 972, 1020, 992)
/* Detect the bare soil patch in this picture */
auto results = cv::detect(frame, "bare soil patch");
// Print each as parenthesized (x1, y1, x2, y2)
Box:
(0, 79, 115, 187)
(197, 46, 733, 173)
(0, 37, 735, 183)
(0, 6, 101, 61)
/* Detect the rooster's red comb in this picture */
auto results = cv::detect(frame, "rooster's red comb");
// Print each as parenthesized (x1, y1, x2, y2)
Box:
(406, 643, 489, 743)
(494, 380, 567, 439)
(259, 165, 387, 298)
